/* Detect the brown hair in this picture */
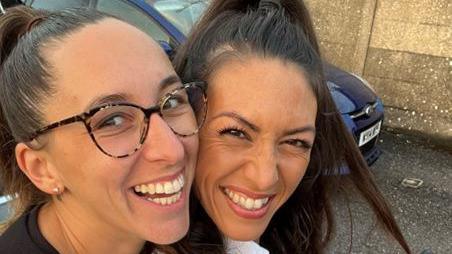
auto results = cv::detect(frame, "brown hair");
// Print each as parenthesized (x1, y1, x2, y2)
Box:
(0, 6, 116, 226)
(172, 0, 410, 253)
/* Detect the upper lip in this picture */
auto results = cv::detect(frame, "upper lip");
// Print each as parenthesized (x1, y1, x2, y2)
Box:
(222, 185, 275, 199)
(130, 168, 184, 188)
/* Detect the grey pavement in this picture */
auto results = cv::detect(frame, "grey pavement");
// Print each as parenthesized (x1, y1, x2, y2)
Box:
(329, 130, 451, 254)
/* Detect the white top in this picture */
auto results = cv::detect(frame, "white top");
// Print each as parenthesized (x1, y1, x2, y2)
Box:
(226, 238, 270, 254)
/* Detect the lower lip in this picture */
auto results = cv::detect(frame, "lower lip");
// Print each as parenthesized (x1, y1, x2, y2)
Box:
(130, 187, 187, 212)
(223, 192, 272, 219)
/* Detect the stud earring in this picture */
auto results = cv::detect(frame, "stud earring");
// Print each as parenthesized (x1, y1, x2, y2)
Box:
(52, 187, 64, 201)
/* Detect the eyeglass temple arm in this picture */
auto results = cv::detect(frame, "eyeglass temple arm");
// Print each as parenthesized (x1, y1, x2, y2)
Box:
(27, 115, 86, 141)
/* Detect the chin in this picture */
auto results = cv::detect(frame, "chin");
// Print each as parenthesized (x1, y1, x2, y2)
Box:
(145, 225, 188, 244)
(141, 216, 190, 244)
(221, 223, 266, 242)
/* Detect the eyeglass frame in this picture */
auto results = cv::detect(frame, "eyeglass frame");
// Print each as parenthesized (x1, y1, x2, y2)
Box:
(26, 81, 207, 158)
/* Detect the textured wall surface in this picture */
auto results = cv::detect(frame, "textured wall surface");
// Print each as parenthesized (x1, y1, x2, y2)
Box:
(305, 0, 451, 144)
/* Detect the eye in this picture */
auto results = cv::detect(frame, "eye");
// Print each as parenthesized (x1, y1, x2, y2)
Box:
(94, 114, 132, 130)
(164, 97, 181, 109)
(91, 110, 137, 134)
(283, 139, 313, 150)
(218, 127, 249, 139)
(163, 93, 188, 110)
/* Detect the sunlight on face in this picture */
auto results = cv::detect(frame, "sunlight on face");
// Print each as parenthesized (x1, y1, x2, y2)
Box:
(195, 56, 317, 240)
(40, 19, 197, 245)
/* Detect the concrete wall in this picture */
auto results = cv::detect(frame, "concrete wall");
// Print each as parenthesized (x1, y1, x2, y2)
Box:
(305, 0, 451, 145)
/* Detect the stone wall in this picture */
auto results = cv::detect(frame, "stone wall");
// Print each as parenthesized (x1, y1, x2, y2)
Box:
(305, 0, 451, 145)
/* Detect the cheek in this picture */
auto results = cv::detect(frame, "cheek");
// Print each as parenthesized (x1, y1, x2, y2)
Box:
(194, 143, 220, 196)
(279, 157, 310, 196)
(46, 132, 126, 191)
(194, 137, 237, 202)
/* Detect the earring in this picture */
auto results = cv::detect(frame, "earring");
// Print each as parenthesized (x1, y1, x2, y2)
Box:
(52, 186, 64, 201)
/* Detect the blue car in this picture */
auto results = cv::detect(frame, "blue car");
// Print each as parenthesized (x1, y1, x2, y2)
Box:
(0, 1, 384, 220)
(11, 0, 385, 162)
(8, 0, 384, 165)
(18, 0, 384, 165)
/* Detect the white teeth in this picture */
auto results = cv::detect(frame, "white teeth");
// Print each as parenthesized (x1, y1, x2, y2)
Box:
(233, 193, 240, 203)
(223, 188, 270, 211)
(245, 198, 254, 210)
(253, 199, 263, 209)
(164, 182, 174, 194)
(156, 183, 164, 194)
(133, 174, 185, 195)
(172, 179, 181, 193)
(146, 192, 182, 206)
(148, 184, 156, 194)
(178, 175, 184, 187)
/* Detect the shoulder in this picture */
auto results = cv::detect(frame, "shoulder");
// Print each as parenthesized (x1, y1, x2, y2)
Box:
(0, 211, 33, 253)
(0, 206, 57, 254)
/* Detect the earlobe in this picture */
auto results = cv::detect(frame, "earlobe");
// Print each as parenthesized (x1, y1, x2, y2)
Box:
(15, 143, 61, 195)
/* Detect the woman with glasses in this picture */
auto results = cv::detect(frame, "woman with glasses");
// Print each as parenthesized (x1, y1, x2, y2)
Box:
(171, 0, 410, 253)
(0, 5, 206, 254)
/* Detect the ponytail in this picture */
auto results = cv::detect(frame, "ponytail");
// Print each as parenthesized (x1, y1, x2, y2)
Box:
(174, 0, 320, 78)
(0, 6, 43, 65)
(0, 6, 50, 228)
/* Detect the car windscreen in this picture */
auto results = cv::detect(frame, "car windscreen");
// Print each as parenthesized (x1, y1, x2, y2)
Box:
(25, 0, 90, 10)
(146, 0, 209, 35)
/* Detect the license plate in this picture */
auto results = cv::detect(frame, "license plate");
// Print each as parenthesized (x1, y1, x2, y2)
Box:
(358, 121, 381, 147)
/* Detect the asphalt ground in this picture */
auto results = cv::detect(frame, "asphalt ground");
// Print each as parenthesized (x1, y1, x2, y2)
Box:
(328, 130, 451, 254)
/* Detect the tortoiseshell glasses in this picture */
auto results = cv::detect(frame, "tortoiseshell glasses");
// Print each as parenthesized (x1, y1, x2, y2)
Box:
(27, 82, 207, 158)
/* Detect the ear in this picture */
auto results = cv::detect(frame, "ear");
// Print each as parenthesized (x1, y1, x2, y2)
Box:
(15, 143, 61, 195)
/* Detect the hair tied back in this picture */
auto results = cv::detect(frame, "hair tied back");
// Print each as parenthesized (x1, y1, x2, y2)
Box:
(22, 15, 46, 37)
(258, 0, 282, 11)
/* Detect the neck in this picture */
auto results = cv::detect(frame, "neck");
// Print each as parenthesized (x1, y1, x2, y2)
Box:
(38, 201, 145, 254)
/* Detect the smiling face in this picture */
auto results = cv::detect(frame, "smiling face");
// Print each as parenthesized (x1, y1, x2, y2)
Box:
(38, 19, 197, 245)
(195, 56, 317, 240)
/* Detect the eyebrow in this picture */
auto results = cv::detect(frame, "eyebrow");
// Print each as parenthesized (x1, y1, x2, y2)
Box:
(85, 93, 128, 111)
(284, 126, 316, 136)
(85, 75, 181, 110)
(212, 111, 316, 136)
(159, 74, 181, 90)
(212, 111, 260, 132)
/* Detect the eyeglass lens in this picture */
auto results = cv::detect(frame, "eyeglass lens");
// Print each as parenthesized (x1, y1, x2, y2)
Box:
(88, 84, 206, 157)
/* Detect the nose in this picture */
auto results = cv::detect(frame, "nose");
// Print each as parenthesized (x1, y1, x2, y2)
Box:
(243, 146, 279, 191)
(139, 114, 185, 165)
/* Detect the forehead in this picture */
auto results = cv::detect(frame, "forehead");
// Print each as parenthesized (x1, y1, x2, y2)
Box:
(207, 56, 317, 123)
(43, 18, 175, 117)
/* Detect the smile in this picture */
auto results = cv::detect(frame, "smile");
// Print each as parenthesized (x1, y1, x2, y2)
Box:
(133, 173, 184, 206)
(223, 188, 271, 210)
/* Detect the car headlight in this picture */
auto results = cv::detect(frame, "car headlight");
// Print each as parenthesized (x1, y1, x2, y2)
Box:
(327, 81, 356, 113)
(350, 73, 376, 94)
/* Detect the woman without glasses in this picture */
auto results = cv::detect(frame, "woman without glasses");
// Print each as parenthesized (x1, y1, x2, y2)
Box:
(0, 6, 206, 254)
(172, 0, 411, 253)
